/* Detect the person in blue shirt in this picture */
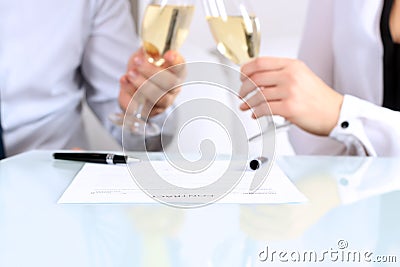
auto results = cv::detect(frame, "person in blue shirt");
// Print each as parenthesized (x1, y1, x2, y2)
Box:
(0, 0, 184, 157)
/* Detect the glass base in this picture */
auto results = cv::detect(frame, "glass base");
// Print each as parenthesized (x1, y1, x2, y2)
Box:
(109, 113, 160, 137)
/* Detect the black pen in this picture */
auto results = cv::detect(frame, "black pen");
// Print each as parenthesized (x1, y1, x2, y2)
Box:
(249, 156, 268, 170)
(53, 152, 133, 165)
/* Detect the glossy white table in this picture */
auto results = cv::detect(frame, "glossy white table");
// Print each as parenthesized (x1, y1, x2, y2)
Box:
(1, 151, 399, 266)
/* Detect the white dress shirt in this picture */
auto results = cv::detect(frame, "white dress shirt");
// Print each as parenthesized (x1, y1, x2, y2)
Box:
(288, 0, 400, 156)
(0, 0, 139, 156)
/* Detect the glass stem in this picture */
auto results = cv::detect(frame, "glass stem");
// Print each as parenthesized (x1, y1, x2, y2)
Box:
(135, 103, 144, 120)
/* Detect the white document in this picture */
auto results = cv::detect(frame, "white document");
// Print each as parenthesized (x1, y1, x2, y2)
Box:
(58, 161, 307, 204)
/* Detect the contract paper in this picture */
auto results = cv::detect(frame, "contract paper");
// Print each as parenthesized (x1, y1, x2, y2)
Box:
(58, 161, 307, 204)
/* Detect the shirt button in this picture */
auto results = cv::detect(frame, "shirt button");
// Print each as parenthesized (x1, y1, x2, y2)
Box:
(341, 121, 349, 129)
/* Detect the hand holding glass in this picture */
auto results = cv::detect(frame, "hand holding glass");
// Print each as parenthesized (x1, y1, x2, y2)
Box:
(203, 0, 289, 133)
(110, 0, 195, 136)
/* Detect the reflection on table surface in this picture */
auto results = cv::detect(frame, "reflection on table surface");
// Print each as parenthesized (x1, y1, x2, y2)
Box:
(1, 151, 400, 266)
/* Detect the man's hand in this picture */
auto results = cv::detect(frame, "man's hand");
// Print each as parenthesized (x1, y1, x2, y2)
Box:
(119, 48, 186, 118)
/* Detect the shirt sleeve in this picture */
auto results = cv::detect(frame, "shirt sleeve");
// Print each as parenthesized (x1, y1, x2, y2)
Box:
(80, 0, 138, 145)
(330, 94, 400, 156)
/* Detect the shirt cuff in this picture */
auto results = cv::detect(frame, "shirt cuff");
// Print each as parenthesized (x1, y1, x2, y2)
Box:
(329, 95, 376, 156)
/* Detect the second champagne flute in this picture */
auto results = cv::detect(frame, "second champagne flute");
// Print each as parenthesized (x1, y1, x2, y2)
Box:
(202, 0, 260, 65)
(203, 0, 289, 133)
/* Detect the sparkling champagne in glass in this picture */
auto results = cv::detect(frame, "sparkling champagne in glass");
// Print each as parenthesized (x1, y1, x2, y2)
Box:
(203, 0, 261, 65)
(142, 0, 195, 66)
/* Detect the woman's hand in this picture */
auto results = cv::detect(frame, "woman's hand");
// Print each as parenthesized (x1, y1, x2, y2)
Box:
(239, 57, 344, 136)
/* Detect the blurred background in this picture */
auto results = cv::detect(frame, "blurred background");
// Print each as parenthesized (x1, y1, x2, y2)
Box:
(83, 0, 310, 155)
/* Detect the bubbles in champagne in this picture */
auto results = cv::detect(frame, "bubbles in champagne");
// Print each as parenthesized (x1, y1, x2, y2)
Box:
(141, 4, 195, 66)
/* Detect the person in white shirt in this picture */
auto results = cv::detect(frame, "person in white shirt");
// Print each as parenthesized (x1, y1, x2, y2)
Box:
(0, 0, 183, 157)
(239, 0, 400, 156)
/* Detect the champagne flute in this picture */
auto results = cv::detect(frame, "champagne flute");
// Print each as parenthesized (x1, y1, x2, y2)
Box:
(110, 0, 195, 137)
(202, 0, 260, 65)
(203, 0, 289, 133)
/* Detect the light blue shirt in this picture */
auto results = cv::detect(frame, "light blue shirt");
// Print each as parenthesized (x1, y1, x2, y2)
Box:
(0, 0, 139, 156)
